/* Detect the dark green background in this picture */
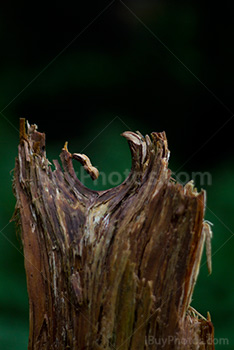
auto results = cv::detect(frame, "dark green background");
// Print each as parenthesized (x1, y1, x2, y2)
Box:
(0, 1, 233, 349)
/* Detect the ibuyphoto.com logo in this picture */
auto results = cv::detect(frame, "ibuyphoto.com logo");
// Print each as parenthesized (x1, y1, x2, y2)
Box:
(78, 167, 212, 188)
(145, 335, 228, 347)
(171, 171, 212, 186)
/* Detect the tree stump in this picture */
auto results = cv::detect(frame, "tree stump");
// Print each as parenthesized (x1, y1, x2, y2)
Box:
(13, 119, 214, 349)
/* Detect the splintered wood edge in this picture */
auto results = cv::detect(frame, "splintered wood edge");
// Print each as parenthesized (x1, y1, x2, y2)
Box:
(20, 118, 27, 142)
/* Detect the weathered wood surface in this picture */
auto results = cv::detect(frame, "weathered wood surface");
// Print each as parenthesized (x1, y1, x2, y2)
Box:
(13, 119, 214, 349)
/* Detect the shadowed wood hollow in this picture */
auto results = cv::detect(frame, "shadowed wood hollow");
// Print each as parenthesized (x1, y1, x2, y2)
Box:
(13, 119, 214, 349)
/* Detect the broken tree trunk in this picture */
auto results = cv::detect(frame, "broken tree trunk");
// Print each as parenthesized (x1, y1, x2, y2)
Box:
(13, 119, 214, 350)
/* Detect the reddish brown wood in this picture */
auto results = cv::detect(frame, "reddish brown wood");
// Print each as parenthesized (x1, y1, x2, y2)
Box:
(13, 119, 214, 349)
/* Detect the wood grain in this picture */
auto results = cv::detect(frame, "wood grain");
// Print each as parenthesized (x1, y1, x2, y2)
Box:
(13, 119, 214, 349)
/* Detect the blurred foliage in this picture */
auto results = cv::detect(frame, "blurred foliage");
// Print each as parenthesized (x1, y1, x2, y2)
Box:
(0, 1, 234, 349)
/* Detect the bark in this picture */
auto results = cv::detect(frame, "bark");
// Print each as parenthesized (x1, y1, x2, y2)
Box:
(13, 119, 214, 350)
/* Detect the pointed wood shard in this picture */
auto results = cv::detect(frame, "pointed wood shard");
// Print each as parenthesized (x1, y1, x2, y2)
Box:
(13, 119, 214, 349)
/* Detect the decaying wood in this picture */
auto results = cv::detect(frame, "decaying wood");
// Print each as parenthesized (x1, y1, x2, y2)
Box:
(13, 119, 214, 350)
